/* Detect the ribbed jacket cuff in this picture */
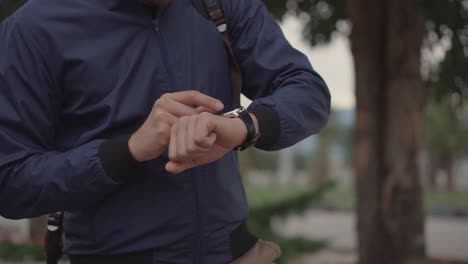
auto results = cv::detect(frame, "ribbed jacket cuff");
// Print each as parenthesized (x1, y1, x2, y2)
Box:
(98, 135, 141, 183)
(248, 104, 280, 149)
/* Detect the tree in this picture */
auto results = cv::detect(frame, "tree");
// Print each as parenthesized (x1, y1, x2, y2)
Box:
(311, 110, 340, 186)
(423, 0, 468, 102)
(0, 0, 26, 20)
(263, 0, 467, 263)
(350, 2, 426, 263)
(423, 0, 468, 192)
(425, 96, 467, 192)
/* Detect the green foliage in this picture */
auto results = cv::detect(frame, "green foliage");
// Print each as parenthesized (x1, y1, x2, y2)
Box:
(239, 148, 278, 172)
(0, 0, 27, 21)
(295, 153, 312, 171)
(423, 0, 468, 101)
(297, 0, 347, 46)
(263, 0, 288, 20)
(264, 0, 468, 167)
(264, 0, 347, 45)
(339, 121, 354, 166)
(263, 0, 468, 100)
(246, 185, 311, 207)
(247, 182, 335, 263)
(317, 185, 468, 216)
(425, 96, 468, 161)
(426, 190, 468, 212)
(318, 110, 341, 144)
(0, 243, 44, 261)
(320, 186, 356, 211)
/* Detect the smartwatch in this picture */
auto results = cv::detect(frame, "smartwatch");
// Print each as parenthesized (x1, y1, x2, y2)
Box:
(223, 107, 261, 151)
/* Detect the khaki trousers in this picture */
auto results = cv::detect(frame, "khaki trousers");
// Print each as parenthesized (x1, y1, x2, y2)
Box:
(231, 240, 282, 264)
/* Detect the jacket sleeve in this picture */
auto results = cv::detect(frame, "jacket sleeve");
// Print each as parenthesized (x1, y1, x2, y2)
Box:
(0, 18, 121, 219)
(222, 0, 331, 151)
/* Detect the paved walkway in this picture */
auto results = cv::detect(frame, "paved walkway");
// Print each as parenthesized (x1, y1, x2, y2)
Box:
(0, 218, 29, 243)
(273, 210, 468, 262)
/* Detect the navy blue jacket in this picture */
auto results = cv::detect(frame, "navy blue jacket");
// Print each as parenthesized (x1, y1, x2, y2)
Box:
(0, 0, 330, 262)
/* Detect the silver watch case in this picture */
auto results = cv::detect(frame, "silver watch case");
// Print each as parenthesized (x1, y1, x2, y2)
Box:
(222, 106, 246, 118)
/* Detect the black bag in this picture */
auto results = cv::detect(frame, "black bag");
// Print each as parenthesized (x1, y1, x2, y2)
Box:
(44, 212, 63, 264)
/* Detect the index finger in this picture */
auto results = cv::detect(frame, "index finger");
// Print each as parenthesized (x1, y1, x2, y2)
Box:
(169, 91, 224, 112)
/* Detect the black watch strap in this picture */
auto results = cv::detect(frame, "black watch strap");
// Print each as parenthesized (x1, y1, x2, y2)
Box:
(237, 109, 258, 151)
(223, 107, 260, 151)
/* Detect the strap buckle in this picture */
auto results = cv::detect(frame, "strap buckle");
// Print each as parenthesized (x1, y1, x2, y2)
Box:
(217, 24, 227, 32)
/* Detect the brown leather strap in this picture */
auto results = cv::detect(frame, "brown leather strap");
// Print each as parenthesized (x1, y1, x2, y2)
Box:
(222, 31, 242, 108)
(202, 0, 243, 108)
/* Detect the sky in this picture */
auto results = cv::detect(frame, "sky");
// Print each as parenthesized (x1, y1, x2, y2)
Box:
(242, 15, 356, 110)
(281, 15, 356, 110)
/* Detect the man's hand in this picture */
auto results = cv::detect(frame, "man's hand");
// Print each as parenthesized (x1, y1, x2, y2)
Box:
(165, 112, 258, 174)
(128, 91, 224, 162)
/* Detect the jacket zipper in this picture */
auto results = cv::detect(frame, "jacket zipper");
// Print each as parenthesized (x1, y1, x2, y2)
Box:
(152, 9, 177, 91)
(192, 168, 203, 264)
(152, 9, 202, 264)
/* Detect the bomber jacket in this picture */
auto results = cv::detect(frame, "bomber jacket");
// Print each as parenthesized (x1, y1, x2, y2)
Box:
(0, 0, 330, 262)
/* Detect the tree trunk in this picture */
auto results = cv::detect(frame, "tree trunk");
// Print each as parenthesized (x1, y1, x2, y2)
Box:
(348, 0, 426, 263)
(428, 151, 438, 191)
(313, 138, 330, 186)
(445, 156, 455, 192)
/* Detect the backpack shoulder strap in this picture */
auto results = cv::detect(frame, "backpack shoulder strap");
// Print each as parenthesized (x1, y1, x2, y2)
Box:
(192, 0, 243, 108)
(192, 0, 209, 19)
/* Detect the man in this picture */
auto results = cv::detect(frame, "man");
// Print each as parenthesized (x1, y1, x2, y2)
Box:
(0, 0, 330, 263)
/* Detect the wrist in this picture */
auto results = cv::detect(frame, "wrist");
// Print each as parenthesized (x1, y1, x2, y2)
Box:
(249, 113, 259, 135)
(128, 133, 151, 162)
(222, 107, 260, 150)
(230, 117, 249, 147)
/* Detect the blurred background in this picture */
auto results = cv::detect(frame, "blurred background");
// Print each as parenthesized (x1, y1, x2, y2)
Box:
(1, 0, 467, 263)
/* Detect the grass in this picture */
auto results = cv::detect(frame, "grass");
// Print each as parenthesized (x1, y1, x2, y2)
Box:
(244, 183, 468, 263)
(426, 190, 468, 211)
(0, 243, 44, 262)
(6, 184, 462, 262)
(246, 184, 311, 208)
(298, 185, 468, 214)
(320, 187, 355, 211)
(245, 183, 334, 264)
(246, 183, 468, 216)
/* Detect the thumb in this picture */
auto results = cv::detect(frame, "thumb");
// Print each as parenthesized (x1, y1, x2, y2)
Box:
(196, 133, 217, 149)
(165, 161, 193, 174)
